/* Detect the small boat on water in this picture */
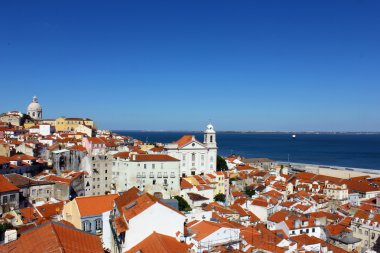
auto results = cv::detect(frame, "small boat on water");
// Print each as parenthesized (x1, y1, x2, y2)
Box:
(292, 134, 296, 139)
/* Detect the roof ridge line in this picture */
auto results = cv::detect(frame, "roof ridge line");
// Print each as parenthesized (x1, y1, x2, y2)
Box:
(50, 222, 65, 253)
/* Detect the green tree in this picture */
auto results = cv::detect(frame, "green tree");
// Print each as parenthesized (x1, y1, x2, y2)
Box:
(244, 186, 256, 197)
(0, 222, 12, 233)
(174, 196, 192, 212)
(214, 193, 226, 202)
(216, 155, 228, 171)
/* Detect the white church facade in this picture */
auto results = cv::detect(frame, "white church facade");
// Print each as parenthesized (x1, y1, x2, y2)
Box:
(165, 124, 217, 176)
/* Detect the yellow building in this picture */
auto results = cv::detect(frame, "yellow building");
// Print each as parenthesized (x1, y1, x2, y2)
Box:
(62, 194, 118, 231)
(53, 117, 95, 132)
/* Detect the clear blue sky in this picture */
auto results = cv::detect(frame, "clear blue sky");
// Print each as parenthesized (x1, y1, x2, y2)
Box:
(1, 1, 379, 131)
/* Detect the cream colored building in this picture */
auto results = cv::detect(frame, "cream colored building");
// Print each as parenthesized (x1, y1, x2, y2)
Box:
(112, 153, 181, 198)
(351, 215, 380, 251)
(323, 182, 348, 202)
(63, 194, 118, 250)
(55, 117, 95, 132)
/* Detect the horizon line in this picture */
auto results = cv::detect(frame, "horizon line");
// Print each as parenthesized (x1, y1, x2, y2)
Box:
(110, 130, 380, 134)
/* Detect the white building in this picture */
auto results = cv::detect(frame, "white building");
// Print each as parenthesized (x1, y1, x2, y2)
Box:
(165, 123, 217, 176)
(27, 96, 42, 120)
(186, 220, 240, 252)
(323, 182, 348, 202)
(80, 154, 112, 196)
(112, 153, 181, 198)
(110, 188, 185, 252)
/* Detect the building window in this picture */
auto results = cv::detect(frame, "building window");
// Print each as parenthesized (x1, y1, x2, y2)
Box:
(170, 172, 175, 178)
(164, 179, 168, 185)
(192, 153, 195, 162)
(10, 194, 16, 202)
(152, 164, 155, 169)
(210, 135, 213, 143)
(82, 221, 91, 231)
(163, 172, 168, 178)
(153, 180, 156, 185)
(365, 231, 369, 236)
(3, 196, 8, 204)
(160, 163, 163, 169)
(150, 172, 154, 178)
(142, 172, 146, 178)
(157, 172, 162, 178)
(144, 164, 147, 169)
(95, 219, 102, 230)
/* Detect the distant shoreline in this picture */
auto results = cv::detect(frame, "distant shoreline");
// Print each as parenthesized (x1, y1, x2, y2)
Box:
(113, 130, 380, 135)
(277, 161, 380, 178)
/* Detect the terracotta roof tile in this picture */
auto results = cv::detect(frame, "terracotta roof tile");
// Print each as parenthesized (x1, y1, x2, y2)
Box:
(0, 221, 103, 253)
(75, 194, 118, 217)
(173, 135, 194, 148)
(133, 154, 179, 161)
(0, 174, 19, 193)
(126, 232, 189, 253)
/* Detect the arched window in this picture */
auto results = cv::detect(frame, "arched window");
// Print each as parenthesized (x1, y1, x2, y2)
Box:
(210, 135, 213, 143)
(192, 153, 195, 162)
(32, 112, 35, 117)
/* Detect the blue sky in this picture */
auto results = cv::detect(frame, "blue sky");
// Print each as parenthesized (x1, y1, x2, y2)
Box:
(0, 1, 379, 131)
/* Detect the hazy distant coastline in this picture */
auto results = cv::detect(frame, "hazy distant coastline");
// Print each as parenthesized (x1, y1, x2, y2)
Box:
(113, 130, 380, 135)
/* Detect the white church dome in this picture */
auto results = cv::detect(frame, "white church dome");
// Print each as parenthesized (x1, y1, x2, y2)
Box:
(204, 123, 216, 133)
(27, 96, 42, 112)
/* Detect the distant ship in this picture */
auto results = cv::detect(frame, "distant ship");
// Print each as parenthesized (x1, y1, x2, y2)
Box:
(292, 134, 296, 139)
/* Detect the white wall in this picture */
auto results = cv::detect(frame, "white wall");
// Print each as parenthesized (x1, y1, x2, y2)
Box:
(112, 158, 181, 198)
(195, 227, 240, 251)
(123, 202, 185, 251)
